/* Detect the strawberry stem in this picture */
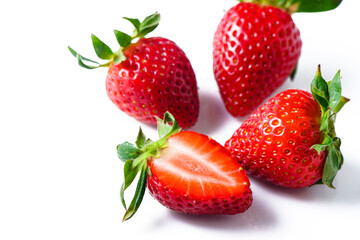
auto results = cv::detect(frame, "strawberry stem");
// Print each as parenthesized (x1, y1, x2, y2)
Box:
(237, 0, 342, 13)
(68, 12, 160, 69)
(310, 65, 349, 188)
(118, 112, 181, 221)
(122, 162, 148, 221)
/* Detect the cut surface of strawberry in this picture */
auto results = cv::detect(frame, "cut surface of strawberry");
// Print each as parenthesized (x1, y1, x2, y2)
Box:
(148, 131, 250, 199)
(117, 112, 252, 220)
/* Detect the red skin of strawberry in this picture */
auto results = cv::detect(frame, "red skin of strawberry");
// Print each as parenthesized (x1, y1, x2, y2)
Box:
(147, 131, 253, 215)
(225, 89, 326, 188)
(106, 37, 199, 128)
(213, 2, 302, 116)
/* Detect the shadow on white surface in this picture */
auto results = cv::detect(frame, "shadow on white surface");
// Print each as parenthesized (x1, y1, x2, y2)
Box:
(323, 161, 360, 204)
(191, 92, 229, 135)
(166, 194, 276, 231)
(249, 161, 360, 204)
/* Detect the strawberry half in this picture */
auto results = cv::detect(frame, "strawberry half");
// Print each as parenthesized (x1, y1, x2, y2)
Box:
(69, 13, 199, 128)
(213, 0, 342, 117)
(225, 65, 349, 188)
(117, 112, 252, 221)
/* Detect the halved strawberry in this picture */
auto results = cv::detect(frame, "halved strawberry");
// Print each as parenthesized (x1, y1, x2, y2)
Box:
(118, 112, 252, 221)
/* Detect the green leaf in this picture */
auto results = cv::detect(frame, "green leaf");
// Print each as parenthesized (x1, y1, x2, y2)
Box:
(122, 163, 148, 221)
(123, 159, 143, 190)
(322, 143, 343, 188)
(156, 112, 181, 139)
(312, 66, 329, 99)
(68, 46, 101, 69)
(311, 65, 329, 112)
(307, 65, 348, 189)
(123, 17, 141, 37)
(333, 96, 349, 114)
(311, 85, 329, 113)
(238, 0, 342, 13)
(120, 182, 126, 209)
(136, 127, 147, 149)
(91, 34, 114, 60)
(156, 116, 172, 139)
(139, 13, 160, 32)
(295, 0, 342, 13)
(311, 134, 332, 154)
(68, 46, 98, 64)
(332, 137, 344, 168)
(122, 13, 160, 39)
(76, 54, 99, 69)
(114, 30, 132, 48)
(117, 142, 142, 162)
(290, 63, 298, 81)
(320, 109, 330, 132)
(123, 17, 141, 31)
(328, 70, 342, 110)
(120, 158, 146, 211)
(117, 112, 183, 221)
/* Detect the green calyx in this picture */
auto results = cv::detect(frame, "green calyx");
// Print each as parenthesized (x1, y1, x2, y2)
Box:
(117, 112, 181, 221)
(310, 65, 349, 188)
(68, 12, 160, 69)
(238, 0, 342, 14)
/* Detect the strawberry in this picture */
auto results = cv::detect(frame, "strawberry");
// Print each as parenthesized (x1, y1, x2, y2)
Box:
(117, 112, 252, 221)
(225, 66, 349, 188)
(213, 0, 342, 117)
(69, 13, 199, 128)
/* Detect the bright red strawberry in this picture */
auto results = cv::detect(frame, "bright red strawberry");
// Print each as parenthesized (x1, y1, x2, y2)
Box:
(213, 0, 342, 117)
(213, 2, 301, 116)
(69, 13, 199, 128)
(118, 112, 252, 221)
(225, 66, 348, 188)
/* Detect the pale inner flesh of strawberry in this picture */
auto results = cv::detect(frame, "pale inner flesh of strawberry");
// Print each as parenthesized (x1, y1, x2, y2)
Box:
(150, 132, 249, 200)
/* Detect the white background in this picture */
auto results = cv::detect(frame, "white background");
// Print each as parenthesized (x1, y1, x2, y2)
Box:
(1, 0, 359, 239)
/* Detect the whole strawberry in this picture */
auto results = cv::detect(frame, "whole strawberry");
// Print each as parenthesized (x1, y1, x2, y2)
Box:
(69, 13, 199, 128)
(213, 0, 342, 116)
(118, 112, 252, 221)
(225, 66, 348, 188)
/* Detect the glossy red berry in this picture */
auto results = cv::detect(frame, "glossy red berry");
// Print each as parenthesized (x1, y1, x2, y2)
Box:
(213, 2, 302, 116)
(106, 37, 199, 128)
(225, 89, 324, 188)
(69, 13, 199, 128)
(225, 65, 348, 189)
